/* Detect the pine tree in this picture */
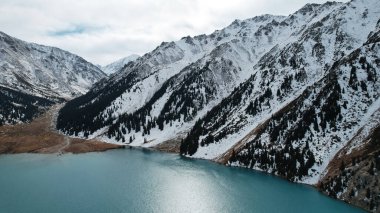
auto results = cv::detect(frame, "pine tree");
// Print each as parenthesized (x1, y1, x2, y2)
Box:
(339, 161, 345, 171)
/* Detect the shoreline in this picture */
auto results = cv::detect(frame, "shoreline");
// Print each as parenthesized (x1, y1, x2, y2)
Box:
(0, 132, 366, 212)
(155, 146, 367, 213)
(0, 105, 367, 212)
(141, 143, 367, 213)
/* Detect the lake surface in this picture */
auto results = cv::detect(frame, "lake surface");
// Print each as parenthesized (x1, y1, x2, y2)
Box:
(0, 149, 364, 213)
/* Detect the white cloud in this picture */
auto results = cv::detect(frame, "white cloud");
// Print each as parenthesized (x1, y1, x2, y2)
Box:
(0, 0, 347, 65)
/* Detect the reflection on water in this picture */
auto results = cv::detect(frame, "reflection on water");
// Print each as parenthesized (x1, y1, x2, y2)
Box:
(0, 149, 364, 213)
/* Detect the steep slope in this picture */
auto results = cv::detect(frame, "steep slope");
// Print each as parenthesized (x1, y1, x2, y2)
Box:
(0, 31, 106, 99)
(227, 30, 379, 183)
(102, 54, 140, 75)
(181, 0, 379, 166)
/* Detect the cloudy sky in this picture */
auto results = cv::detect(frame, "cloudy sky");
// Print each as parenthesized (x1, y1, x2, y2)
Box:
(0, 0, 347, 65)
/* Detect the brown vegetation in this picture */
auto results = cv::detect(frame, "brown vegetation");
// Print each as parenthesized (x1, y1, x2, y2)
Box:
(0, 105, 123, 154)
(318, 125, 380, 212)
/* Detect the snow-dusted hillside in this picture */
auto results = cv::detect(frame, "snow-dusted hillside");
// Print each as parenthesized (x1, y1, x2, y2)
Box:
(0, 31, 106, 100)
(102, 54, 139, 75)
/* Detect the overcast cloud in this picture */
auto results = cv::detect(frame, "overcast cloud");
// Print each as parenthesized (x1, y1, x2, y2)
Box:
(0, 0, 348, 65)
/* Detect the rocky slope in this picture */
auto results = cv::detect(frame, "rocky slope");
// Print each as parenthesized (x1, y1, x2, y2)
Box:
(57, 0, 379, 211)
(102, 54, 140, 75)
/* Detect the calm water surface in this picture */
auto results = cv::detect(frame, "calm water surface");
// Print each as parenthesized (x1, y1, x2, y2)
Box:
(0, 149, 364, 213)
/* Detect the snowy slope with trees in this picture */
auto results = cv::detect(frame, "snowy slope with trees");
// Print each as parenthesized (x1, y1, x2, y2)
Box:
(182, 0, 379, 168)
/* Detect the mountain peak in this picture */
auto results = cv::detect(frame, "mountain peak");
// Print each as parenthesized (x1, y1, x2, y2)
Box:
(102, 54, 140, 75)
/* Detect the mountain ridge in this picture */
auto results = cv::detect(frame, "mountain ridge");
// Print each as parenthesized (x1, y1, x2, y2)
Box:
(0, 31, 106, 100)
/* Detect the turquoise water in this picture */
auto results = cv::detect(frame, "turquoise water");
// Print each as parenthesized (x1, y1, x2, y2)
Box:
(0, 149, 363, 213)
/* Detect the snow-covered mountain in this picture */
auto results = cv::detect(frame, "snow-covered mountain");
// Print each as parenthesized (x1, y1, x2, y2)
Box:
(59, 3, 344, 139)
(0, 31, 106, 125)
(184, 0, 378, 163)
(57, 13, 285, 135)
(0, 31, 106, 100)
(57, 0, 379, 211)
(182, 0, 379, 171)
(102, 54, 140, 75)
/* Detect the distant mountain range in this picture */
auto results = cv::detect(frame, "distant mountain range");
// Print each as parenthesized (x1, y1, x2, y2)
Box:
(0, 31, 106, 99)
(0, 31, 106, 125)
